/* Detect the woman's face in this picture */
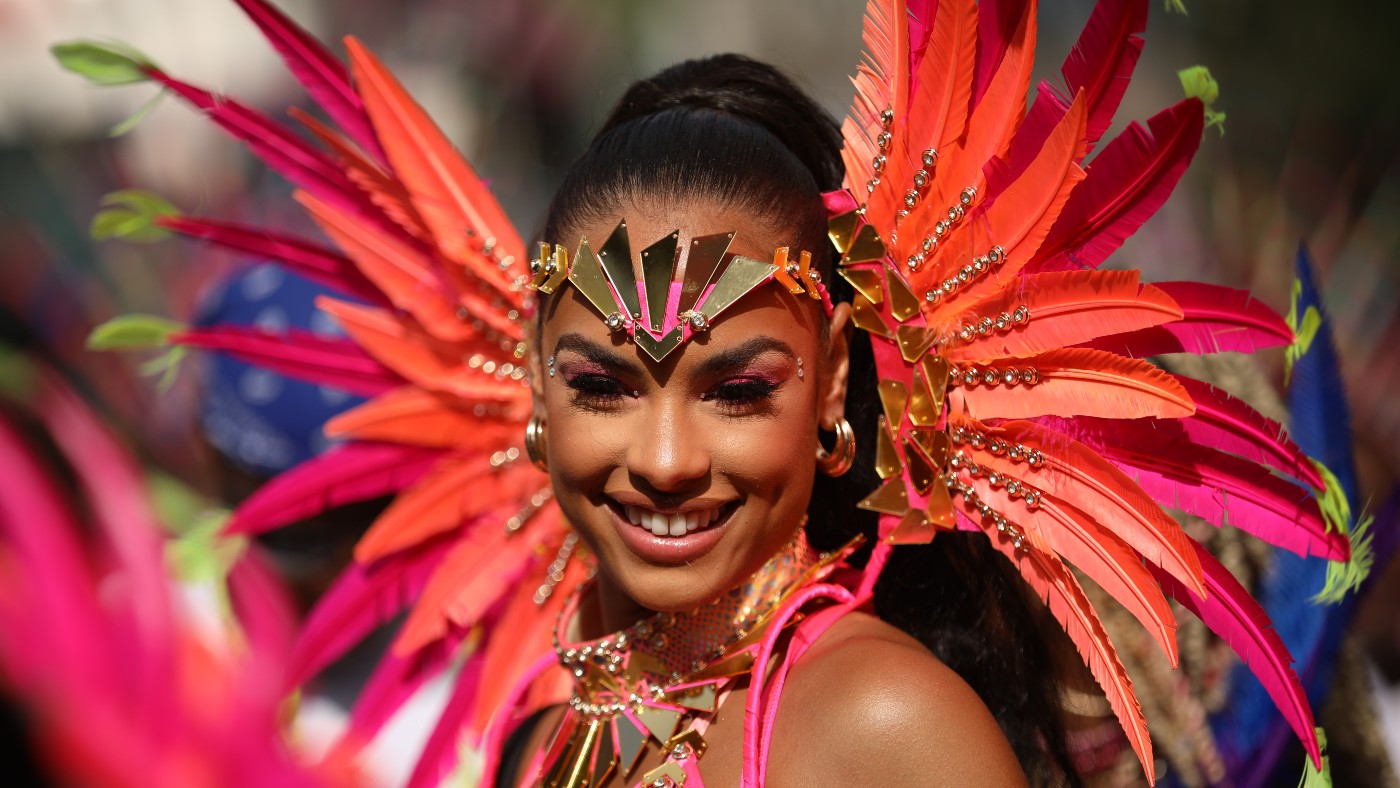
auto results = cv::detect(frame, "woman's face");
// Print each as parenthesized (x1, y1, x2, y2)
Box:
(537, 200, 850, 616)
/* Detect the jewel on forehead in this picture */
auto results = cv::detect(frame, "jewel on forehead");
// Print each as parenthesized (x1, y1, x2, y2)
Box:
(528, 219, 832, 362)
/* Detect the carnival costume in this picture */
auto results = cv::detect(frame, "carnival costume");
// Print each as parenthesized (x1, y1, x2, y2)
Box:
(57, 0, 1366, 784)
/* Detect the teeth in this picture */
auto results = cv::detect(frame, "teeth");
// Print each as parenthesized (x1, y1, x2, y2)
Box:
(646, 511, 668, 536)
(621, 504, 726, 536)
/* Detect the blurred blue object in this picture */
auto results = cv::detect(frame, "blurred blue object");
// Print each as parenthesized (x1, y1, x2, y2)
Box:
(1214, 242, 1376, 787)
(195, 263, 367, 478)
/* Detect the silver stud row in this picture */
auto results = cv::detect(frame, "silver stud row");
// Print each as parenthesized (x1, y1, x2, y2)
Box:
(945, 475, 1027, 552)
(533, 531, 578, 604)
(950, 428, 1046, 468)
(923, 243, 1006, 303)
(505, 488, 553, 533)
(948, 363, 1039, 389)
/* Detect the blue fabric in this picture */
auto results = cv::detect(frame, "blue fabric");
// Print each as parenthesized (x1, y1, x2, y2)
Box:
(195, 263, 366, 477)
(1214, 243, 1359, 786)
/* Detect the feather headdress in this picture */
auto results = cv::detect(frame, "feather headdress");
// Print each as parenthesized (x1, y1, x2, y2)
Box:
(55, 0, 1357, 782)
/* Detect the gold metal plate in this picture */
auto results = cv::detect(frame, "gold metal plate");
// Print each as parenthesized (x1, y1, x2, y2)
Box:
(926, 474, 956, 528)
(896, 325, 938, 362)
(884, 267, 922, 323)
(771, 247, 805, 294)
(663, 727, 710, 759)
(828, 209, 859, 253)
(842, 223, 886, 265)
(857, 478, 910, 515)
(908, 362, 938, 427)
(678, 232, 734, 315)
(839, 265, 885, 305)
(636, 705, 682, 743)
(634, 326, 684, 362)
(877, 379, 908, 429)
(902, 435, 937, 495)
(920, 355, 950, 407)
(639, 761, 687, 787)
(568, 238, 621, 320)
(665, 683, 717, 713)
(909, 429, 951, 468)
(641, 231, 680, 333)
(697, 256, 777, 322)
(542, 245, 569, 293)
(885, 509, 936, 545)
(597, 220, 642, 321)
(851, 295, 893, 339)
(874, 416, 902, 480)
(616, 715, 649, 778)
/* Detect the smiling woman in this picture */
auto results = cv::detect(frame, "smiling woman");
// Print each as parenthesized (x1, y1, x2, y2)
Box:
(53, 0, 1357, 786)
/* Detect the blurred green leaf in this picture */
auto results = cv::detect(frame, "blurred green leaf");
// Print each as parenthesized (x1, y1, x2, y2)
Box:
(90, 189, 180, 242)
(109, 89, 167, 137)
(87, 314, 185, 350)
(51, 40, 155, 86)
(1179, 65, 1226, 135)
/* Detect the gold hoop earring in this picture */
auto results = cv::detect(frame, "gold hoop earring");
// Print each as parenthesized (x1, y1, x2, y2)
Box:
(524, 415, 548, 472)
(816, 417, 855, 477)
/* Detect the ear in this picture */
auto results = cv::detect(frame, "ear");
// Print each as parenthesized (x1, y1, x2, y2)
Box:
(817, 301, 852, 430)
(527, 312, 548, 414)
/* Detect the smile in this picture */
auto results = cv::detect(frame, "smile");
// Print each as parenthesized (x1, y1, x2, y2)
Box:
(623, 505, 723, 537)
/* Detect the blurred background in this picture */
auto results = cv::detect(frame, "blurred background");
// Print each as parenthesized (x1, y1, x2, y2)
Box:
(0, 0, 1396, 785)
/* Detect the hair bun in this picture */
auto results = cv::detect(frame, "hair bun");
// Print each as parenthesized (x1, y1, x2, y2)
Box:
(599, 54, 843, 191)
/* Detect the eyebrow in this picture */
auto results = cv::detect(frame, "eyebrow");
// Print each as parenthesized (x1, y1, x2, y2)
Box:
(552, 333, 646, 376)
(694, 337, 797, 377)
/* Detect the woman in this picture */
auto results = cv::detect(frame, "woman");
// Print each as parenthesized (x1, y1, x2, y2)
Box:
(58, 0, 1352, 785)
(506, 54, 1046, 787)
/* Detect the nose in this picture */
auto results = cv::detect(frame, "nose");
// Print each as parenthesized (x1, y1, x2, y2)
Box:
(626, 397, 710, 494)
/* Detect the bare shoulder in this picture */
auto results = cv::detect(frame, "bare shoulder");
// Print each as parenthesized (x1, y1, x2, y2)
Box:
(765, 611, 1028, 788)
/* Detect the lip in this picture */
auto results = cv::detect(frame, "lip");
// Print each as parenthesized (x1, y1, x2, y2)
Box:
(605, 496, 737, 565)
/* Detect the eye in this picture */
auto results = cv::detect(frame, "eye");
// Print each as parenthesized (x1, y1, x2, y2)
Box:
(702, 377, 780, 413)
(562, 372, 632, 410)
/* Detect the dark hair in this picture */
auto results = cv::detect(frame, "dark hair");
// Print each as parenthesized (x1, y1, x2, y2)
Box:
(544, 54, 1078, 786)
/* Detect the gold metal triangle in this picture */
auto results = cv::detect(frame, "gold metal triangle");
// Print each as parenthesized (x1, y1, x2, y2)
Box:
(569, 238, 622, 321)
(615, 715, 649, 778)
(877, 379, 908, 428)
(926, 474, 956, 528)
(636, 704, 682, 743)
(842, 223, 886, 265)
(543, 244, 569, 293)
(885, 509, 937, 545)
(634, 326, 684, 362)
(696, 255, 776, 323)
(665, 683, 717, 713)
(857, 478, 910, 515)
(678, 232, 734, 316)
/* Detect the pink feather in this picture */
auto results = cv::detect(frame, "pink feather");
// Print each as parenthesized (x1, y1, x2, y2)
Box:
(1080, 280, 1293, 356)
(1031, 99, 1203, 272)
(1173, 376, 1326, 489)
(288, 536, 452, 687)
(1148, 542, 1322, 768)
(347, 631, 461, 744)
(1088, 424, 1346, 561)
(224, 442, 440, 536)
(1057, 0, 1148, 152)
(145, 68, 370, 218)
(172, 325, 400, 397)
(230, 0, 386, 163)
(405, 652, 486, 788)
(156, 215, 385, 304)
(970, 0, 1028, 104)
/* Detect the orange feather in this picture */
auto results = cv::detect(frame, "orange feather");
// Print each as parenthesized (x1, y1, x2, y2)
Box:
(326, 386, 526, 448)
(963, 417, 1206, 597)
(907, 0, 977, 172)
(942, 270, 1182, 359)
(990, 535, 1154, 782)
(394, 510, 553, 656)
(357, 460, 543, 563)
(345, 37, 524, 292)
(973, 479, 1178, 666)
(317, 298, 529, 403)
(952, 346, 1195, 420)
(290, 106, 432, 243)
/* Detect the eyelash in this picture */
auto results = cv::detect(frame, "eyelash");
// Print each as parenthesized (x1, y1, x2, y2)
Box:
(560, 373, 780, 414)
